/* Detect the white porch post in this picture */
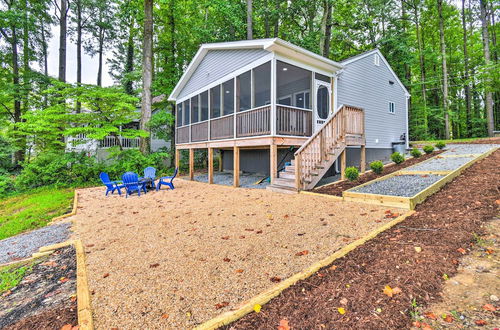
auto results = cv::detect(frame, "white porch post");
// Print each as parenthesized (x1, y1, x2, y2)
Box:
(271, 55, 277, 136)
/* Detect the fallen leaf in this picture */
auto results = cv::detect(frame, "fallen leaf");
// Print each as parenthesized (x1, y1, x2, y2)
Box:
(424, 312, 437, 320)
(223, 257, 231, 262)
(221, 236, 230, 240)
(485, 248, 494, 254)
(60, 324, 73, 330)
(103, 273, 110, 278)
(482, 303, 496, 312)
(161, 314, 169, 319)
(414, 246, 422, 253)
(215, 301, 229, 309)
(59, 277, 69, 283)
(278, 319, 290, 330)
(295, 250, 309, 256)
(457, 247, 466, 254)
(340, 298, 348, 305)
(383, 285, 394, 297)
(421, 322, 432, 330)
(235, 269, 244, 273)
(475, 319, 487, 326)
(329, 265, 337, 271)
(338, 307, 346, 315)
(412, 321, 421, 328)
(256, 230, 263, 234)
(443, 314, 453, 323)
(270, 276, 281, 283)
(150, 263, 160, 268)
(253, 304, 261, 313)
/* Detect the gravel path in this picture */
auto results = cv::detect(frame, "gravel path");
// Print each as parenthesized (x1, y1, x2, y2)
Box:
(405, 156, 474, 172)
(444, 144, 497, 155)
(194, 171, 269, 189)
(74, 182, 404, 329)
(0, 223, 72, 264)
(352, 174, 444, 197)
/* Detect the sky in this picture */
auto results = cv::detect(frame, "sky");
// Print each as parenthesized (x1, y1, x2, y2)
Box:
(46, 25, 114, 87)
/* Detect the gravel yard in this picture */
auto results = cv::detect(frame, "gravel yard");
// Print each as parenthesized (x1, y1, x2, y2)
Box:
(351, 174, 444, 197)
(0, 223, 72, 264)
(444, 144, 497, 155)
(193, 171, 269, 189)
(405, 156, 474, 172)
(74, 180, 404, 329)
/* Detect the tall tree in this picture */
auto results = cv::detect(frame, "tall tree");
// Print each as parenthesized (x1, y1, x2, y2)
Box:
(140, 0, 153, 154)
(54, 0, 70, 82)
(461, 0, 472, 136)
(479, 0, 494, 137)
(247, 0, 253, 39)
(437, 0, 451, 139)
(319, 0, 333, 57)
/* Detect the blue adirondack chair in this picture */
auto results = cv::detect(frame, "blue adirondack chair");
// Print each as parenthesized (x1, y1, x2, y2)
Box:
(156, 167, 178, 191)
(143, 167, 157, 189)
(100, 172, 125, 196)
(122, 172, 147, 197)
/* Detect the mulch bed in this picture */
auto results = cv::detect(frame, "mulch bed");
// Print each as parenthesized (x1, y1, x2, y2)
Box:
(314, 150, 444, 197)
(226, 149, 499, 329)
(1, 246, 78, 330)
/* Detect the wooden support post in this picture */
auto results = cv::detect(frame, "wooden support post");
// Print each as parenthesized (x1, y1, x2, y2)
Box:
(340, 149, 346, 180)
(295, 155, 301, 190)
(175, 148, 180, 172)
(189, 148, 194, 180)
(218, 150, 223, 172)
(208, 147, 214, 184)
(270, 144, 277, 184)
(233, 146, 240, 187)
(360, 145, 366, 173)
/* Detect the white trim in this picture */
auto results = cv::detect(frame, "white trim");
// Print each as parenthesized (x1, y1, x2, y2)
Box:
(405, 95, 410, 149)
(276, 104, 313, 112)
(333, 74, 338, 112)
(275, 54, 333, 77)
(175, 53, 273, 103)
(175, 133, 309, 145)
(292, 90, 310, 109)
(341, 49, 410, 97)
(169, 38, 344, 101)
(271, 55, 277, 136)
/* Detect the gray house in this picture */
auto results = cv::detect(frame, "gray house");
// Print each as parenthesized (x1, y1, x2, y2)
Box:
(169, 38, 409, 192)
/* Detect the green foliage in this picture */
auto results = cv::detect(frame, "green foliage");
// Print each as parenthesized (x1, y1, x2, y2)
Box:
(148, 109, 175, 143)
(410, 148, 422, 158)
(0, 174, 15, 197)
(423, 145, 435, 154)
(370, 160, 384, 174)
(105, 148, 170, 178)
(0, 187, 74, 240)
(435, 141, 446, 149)
(0, 262, 31, 294)
(0, 136, 15, 173)
(391, 152, 405, 164)
(345, 166, 359, 181)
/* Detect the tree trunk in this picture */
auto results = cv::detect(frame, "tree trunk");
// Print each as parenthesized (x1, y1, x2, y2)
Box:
(319, 0, 332, 57)
(76, 0, 82, 112)
(437, 0, 451, 139)
(264, 0, 270, 38)
(58, 0, 68, 82)
(97, 27, 104, 86)
(246, 0, 253, 40)
(273, 0, 280, 37)
(479, 0, 494, 136)
(140, 0, 153, 154)
(413, 5, 428, 136)
(12, 26, 23, 164)
(401, 0, 411, 85)
(461, 0, 472, 136)
(124, 24, 134, 95)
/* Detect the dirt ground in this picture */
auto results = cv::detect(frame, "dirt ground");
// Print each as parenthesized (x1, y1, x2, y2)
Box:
(314, 150, 443, 196)
(228, 149, 499, 329)
(73, 180, 404, 328)
(411, 218, 499, 329)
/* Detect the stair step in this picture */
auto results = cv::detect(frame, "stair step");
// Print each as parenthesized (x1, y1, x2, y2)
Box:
(279, 171, 295, 180)
(290, 159, 295, 166)
(285, 165, 295, 172)
(266, 185, 298, 194)
(315, 165, 325, 169)
(273, 177, 295, 188)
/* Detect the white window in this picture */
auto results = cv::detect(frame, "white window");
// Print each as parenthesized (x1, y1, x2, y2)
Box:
(389, 101, 395, 114)
(374, 54, 380, 66)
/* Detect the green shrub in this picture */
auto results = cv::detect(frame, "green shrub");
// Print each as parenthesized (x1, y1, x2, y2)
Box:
(370, 161, 384, 174)
(345, 166, 359, 181)
(423, 145, 434, 154)
(0, 174, 15, 197)
(391, 152, 405, 164)
(410, 148, 422, 158)
(435, 141, 446, 149)
(106, 148, 170, 178)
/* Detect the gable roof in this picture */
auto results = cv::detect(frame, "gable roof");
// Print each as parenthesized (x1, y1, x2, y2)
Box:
(341, 49, 410, 96)
(168, 38, 344, 101)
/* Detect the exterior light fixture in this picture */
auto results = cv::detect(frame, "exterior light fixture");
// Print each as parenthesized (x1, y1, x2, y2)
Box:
(282, 67, 288, 71)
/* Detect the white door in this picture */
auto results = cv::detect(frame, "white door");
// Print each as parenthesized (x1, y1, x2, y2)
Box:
(314, 80, 332, 132)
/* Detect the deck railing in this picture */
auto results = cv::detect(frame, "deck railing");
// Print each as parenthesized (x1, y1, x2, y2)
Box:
(276, 105, 312, 136)
(210, 114, 234, 140)
(294, 105, 364, 189)
(191, 121, 209, 142)
(99, 136, 140, 148)
(236, 105, 271, 137)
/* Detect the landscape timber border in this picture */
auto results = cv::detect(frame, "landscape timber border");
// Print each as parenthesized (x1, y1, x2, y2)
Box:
(342, 147, 498, 210)
(194, 210, 416, 330)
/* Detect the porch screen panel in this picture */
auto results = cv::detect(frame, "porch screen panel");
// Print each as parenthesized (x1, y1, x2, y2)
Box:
(210, 85, 221, 118)
(253, 61, 271, 107)
(200, 91, 209, 121)
(276, 61, 311, 110)
(237, 71, 251, 112)
(223, 79, 234, 115)
(183, 100, 190, 125)
(191, 95, 199, 123)
(176, 102, 183, 127)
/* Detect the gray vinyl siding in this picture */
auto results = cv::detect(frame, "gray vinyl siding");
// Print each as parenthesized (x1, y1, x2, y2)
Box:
(178, 49, 270, 99)
(337, 53, 408, 149)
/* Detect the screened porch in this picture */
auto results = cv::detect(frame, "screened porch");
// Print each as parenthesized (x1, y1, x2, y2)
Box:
(175, 59, 334, 145)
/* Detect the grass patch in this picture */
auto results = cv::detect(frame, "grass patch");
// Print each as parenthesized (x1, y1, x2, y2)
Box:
(0, 187, 74, 240)
(412, 137, 488, 145)
(0, 261, 32, 294)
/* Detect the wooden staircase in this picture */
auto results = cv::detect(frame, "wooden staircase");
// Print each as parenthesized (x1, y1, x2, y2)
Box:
(267, 105, 364, 192)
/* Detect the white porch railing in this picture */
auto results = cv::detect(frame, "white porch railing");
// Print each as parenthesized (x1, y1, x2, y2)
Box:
(99, 136, 140, 148)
